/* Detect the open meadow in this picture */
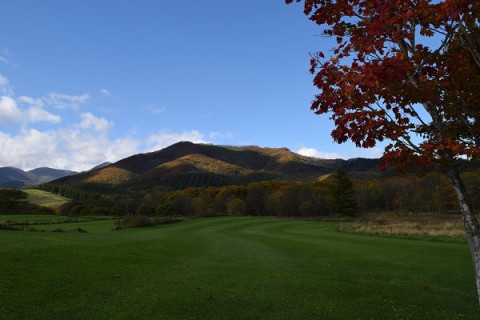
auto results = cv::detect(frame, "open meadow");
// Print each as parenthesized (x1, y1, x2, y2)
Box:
(0, 216, 477, 319)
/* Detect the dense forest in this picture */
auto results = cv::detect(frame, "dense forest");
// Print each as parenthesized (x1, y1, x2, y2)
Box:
(39, 169, 480, 218)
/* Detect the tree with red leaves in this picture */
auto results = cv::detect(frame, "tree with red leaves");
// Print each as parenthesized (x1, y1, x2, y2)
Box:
(286, 0, 480, 303)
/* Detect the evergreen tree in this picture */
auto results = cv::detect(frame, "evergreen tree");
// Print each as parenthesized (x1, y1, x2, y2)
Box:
(331, 168, 357, 216)
(0, 189, 29, 214)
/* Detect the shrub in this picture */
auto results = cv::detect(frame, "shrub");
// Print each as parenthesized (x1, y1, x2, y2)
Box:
(91, 206, 111, 216)
(34, 206, 56, 215)
(71, 227, 88, 233)
(115, 215, 180, 230)
(22, 225, 37, 232)
(136, 204, 155, 216)
(68, 205, 86, 216)
(115, 215, 152, 229)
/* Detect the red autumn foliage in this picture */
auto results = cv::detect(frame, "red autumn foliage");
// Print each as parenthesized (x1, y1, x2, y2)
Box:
(286, 0, 480, 171)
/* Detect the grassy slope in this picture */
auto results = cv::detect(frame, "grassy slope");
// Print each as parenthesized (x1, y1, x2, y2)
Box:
(0, 216, 476, 320)
(23, 189, 70, 208)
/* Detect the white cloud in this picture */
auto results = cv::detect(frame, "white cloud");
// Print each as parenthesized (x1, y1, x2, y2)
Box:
(44, 92, 90, 110)
(0, 129, 58, 170)
(0, 96, 21, 126)
(146, 130, 209, 152)
(0, 75, 14, 96)
(57, 126, 139, 170)
(26, 107, 61, 124)
(0, 96, 61, 127)
(297, 147, 343, 159)
(78, 112, 112, 132)
(0, 119, 139, 171)
(0, 78, 142, 171)
(0, 56, 8, 65)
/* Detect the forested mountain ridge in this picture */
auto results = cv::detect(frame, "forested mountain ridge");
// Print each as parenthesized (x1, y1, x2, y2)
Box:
(51, 141, 381, 191)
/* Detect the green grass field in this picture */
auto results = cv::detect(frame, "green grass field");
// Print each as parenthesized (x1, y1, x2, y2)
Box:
(23, 189, 70, 208)
(0, 216, 477, 319)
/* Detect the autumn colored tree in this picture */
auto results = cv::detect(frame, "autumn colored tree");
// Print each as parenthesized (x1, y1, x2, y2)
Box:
(227, 198, 247, 216)
(286, 0, 480, 303)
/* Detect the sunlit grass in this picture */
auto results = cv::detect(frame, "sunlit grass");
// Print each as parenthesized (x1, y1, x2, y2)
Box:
(23, 189, 70, 208)
(338, 214, 466, 239)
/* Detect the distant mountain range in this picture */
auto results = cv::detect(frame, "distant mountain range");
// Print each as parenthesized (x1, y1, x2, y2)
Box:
(0, 167, 76, 188)
(51, 142, 381, 191)
(0, 162, 112, 188)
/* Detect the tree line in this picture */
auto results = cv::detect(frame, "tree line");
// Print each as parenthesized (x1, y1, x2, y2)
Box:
(40, 169, 480, 218)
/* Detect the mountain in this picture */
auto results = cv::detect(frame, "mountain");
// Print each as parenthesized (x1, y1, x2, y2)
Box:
(51, 142, 381, 191)
(0, 167, 37, 188)
(0, 167, 79, 188)
(27, 167, 77, 184)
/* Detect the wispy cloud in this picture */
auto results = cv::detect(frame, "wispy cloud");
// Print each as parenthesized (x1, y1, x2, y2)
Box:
(0, 74, 14, 96)
(17, 96, 44, 108)
(44, 92, 90, 110)
(0, 48, 12, 66)
(100, 88, 112, 97)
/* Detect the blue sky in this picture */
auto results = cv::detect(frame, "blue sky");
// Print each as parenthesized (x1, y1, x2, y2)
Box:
(0, 0, 382, 171)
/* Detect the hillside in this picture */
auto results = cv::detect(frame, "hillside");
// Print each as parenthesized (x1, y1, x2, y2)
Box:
(51, 141, 381, 191)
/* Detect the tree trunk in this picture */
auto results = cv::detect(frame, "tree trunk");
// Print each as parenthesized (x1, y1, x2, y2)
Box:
(444, 166, 480, 304)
